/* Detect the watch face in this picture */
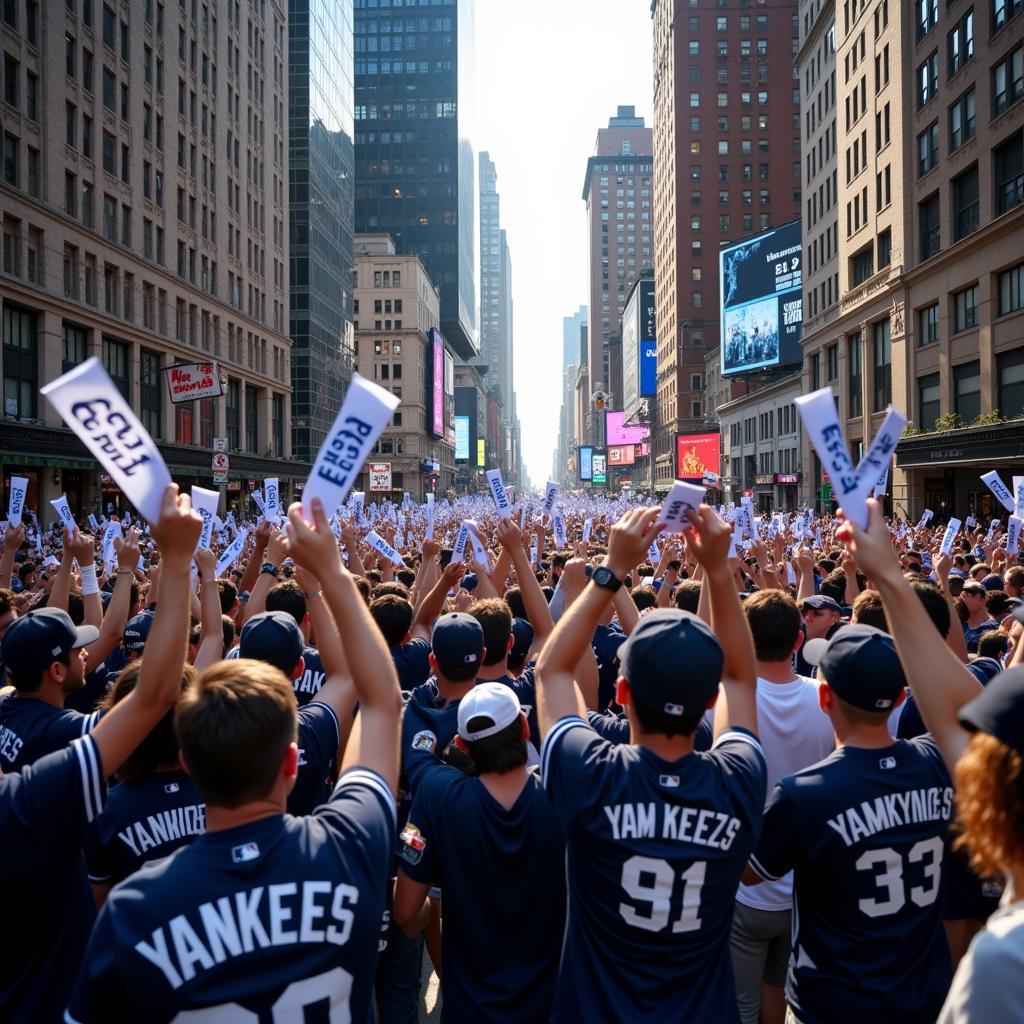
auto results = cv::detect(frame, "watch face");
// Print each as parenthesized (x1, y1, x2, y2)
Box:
(593, 567, 614, 587)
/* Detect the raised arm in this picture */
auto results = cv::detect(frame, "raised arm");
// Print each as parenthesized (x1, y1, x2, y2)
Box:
(242, 527, 286, 622)
(89, 487, 201, 776)
(497, 517, 554, 643)
(932, 551, 970, 663)
(192, 547, 225, 671)
(559, 559, 601, 712)
(794, 546, 816, 604)
(687, 506, 758, 740)
(837, 499, 981, 773)
(341, 523, 366, 579)
(414, 560, 466, 637)
(236, 519, 271, 599)
(84, 528, 141, 675)
(0, 522, 25, 591)
(536, 508, 662, 736)
(288, 499, 402, 792)
(48, 528, 76, 614)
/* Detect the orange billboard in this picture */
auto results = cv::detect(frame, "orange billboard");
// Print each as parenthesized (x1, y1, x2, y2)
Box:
(675, 432, 721, 480)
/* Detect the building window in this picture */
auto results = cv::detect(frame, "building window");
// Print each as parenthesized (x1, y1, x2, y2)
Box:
(919, 303, 940, 345)
(877, 229, 892, 268)
(917, 0, 938, 36)
(948, 9, 974, 76)
(993, 0, 1023, 31)
(954, 361, 981, 421)
(952, 164, 980, 240)
(244, 385, 258, 452)
(954, 284, 979, 332)
(919, 193, 941, 261)
(918, 373, 941, 431)
(226, 379, 239, 449)
(272, 393, 284, 456)
(101, 337, 129, 400)
(995, 130, 1024, 215)
(2, 305, 37, 418)
(949, 88, 976, 151)
(827, 343, 838, 381)
(993, 46, 1024, 114)
(851, 245, 874, 286)
(848, 333, 863, 417)
(139, 349, 162, 439)
(998, 348, 1024, 418)
(810, 351, 821, 390)
(918, 122, 939, 175)
(998, 262, 1024, 315)
(873, 319, 892, 410)
(2, 131, 17, 187)
(918, 52, 938, 107)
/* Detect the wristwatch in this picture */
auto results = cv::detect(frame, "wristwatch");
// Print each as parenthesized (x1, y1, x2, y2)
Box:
(591, 566, 623, 593)
(260, 562, 278, 576)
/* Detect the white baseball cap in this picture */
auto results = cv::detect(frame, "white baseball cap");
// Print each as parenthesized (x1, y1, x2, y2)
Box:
(457, 683, 522, 741)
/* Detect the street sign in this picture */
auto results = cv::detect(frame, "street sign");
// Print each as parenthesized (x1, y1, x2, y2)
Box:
(369, 462, 392, 491)
(819, 483, 833, 501)
(213, 471, 228, 485)
(213, 437, 228, 452)
(212, 452, 229, 472)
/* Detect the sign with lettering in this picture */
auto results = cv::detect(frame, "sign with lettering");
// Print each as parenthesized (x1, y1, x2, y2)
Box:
(542, 481, 559, 518)
(7, 476, 28, 528)
(1007, 515, 1022, 556)
(981, 470, 1016, 514)
(582, 517, 593, 544)
(50, 494, 76, 532)
(369, 463, 392, 492)
(216, 528, 248, 576)
(451, 521, 472, 565)
(425, 492, 435, 540)
(365, 530, 405, 566)
(191, 486, 220, 550)
(165, 362, 225, 404)
(658, 480, 706, 532)
(263, 478, 280, 520)
(41, 358, 172, 524)
(486, 469, 512, 519)
(939, 518, 962, 555)
(552, 511, 568, 551)
(302, 373, 400, 520)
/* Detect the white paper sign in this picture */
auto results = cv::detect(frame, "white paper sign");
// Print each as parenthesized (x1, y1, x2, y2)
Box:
(50, 494, 76, 532)
(451, 521, 471, 565)
(350, 491, 365, 527)
(486, 469, 512, 519)
(101, 519, 123, 569)
(874, 459, 891, 499)
(658, 480, 706, 532)
(251, 490, 265, 515)
(365, 530, 405, 566)
(215, 529, 248, 576)
(263, 478, 280, 521)
(520, 501, 534, 531)
(1007, 515, 1022, 556)
(1013, 477, 1024, 519)
(41, 359, 171, 524)
(7, 476, 28, 528)
(425, 492, 435, 540)
(467, 522, 491, 572)
(988, 518, 1002, 539)
(191, 486, 220, 551)
(542, 481, 559, 518)
(87, 513, 99, 532)
(939, 518, 962, 555)
(302, 373, 400, 521)
(552, 511, 568, 551)
(981, 471, 1016, 514)
(917, 509, 934, 530)
(647, 540, 660, 565)
(582, 518, 593, 544)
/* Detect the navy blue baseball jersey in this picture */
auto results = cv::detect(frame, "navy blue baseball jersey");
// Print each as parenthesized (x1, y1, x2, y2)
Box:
(391, 637, 432, 691)
(85, 768, 206, 888)
(225, 645, 325, 706)
(64, 663, 112, 714)
(66, 767, 397, 1023)
(484, 666, 540, 743)
(542, 717, 766, 1023)
(287, 700, 341, 816)
(592, 622, 627, 711)
(587, 709, 713, 752)
(750, 738, 954, 1024)
(0, 691, 102, 772)
(0, 735, 106, 1023)
(401, 682, 464, 796)
(399, 761, 566, 1023)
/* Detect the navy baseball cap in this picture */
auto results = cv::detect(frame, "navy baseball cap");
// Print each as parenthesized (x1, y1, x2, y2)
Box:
(805, 624, 906, 711)
(430, 612, 484, 667)
(123, 611, 155, 651)
(959, 665, 1024, 755)
(510, 617, 534, 664)
(239, 611, 304, 676)
(802, 594, 843, 614)
(981, 574, 1005, 592)
(618, 608, 724, 718)
(1, 608, 99, 687)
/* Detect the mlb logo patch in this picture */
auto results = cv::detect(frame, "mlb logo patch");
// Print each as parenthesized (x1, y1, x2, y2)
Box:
(400, 824, 426, 866)
(164, 782, 180, 794)
(411, 729, 436, 752)
(879, 756, 896, 770)
(663, 702, 684, 717)
(231, 842, 260, 864)
(659, 774, 680, 788)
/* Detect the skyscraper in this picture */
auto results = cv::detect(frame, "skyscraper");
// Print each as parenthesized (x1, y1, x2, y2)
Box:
(353, 0, 479, 359)
(651, 0, 802, 491)
(478, 152, 513, 420)
(581, 106, 654, 442)
(562, 305, 587, 376)
(288, 0, 356, 463)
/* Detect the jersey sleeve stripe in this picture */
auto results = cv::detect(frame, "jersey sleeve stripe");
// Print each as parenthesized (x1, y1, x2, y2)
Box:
(712, 730, 765, 760)
(79, 710, 100, 737)
(334, 768, 397, 828)
(308, 701, 341, 748)
(75, 735, 105, 824)
(540, 716, 588, 788)
(748, 852, 783, 882)
(64, 1011, 83, 1024)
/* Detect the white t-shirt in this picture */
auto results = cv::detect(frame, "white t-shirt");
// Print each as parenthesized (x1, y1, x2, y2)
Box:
(734, 675, 836, 911)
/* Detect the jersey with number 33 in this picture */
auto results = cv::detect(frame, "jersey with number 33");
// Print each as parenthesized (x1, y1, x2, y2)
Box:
(541, 717, 766, 1024)
(750, 737, 953, 1024)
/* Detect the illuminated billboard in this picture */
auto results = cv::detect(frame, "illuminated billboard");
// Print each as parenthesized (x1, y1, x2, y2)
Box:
(606, 411, 650, 447)
(578, 446, 594, 481)
(429, 328, 445, 436)
(622, 276, 657, 419)
(455, 416, 470, 461)
(608, 444, 635, 466)
(675, 432, 721, 481)
(720, 219, 803, 376)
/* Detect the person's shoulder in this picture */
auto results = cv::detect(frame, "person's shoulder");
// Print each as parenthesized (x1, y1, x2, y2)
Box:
(105, 839, 194, 904)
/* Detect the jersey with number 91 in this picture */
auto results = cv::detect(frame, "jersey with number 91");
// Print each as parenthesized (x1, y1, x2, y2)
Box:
(65, 768, 396, 1024)
(750, 736, 954, 1024)
(541, 717, 766, 1024)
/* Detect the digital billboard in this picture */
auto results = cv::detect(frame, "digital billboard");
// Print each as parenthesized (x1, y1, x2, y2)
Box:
(622, 277, 657, 419)
(720, 219, 803, 376)
(455, 416, 470, 461)
(675, 431, 722, 481)
(578, 446, 594, 481)
(606, 411, 650, 447)
(429, 328, 445, 437)
(444, 348, 455, 446)
(476, 438, 485, 467)
(608, 444, 635, 466)
(593, 454, 607, 486)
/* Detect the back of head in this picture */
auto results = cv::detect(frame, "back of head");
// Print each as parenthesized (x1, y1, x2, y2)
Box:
(370, 594, 414, 648)
(673, 579, 702, 614)
(744, 589, 802, 662)
(106, 662, 196, 782)
(374, 581, 409, 600)
(851, 589, 889, 631)
(217, 578, 238, 615)
(470, 597, 512, 667)
(176, 659, 297, 808)
(266, 579, 307, 627)
(820, 568, 847, 604)
(1006, 565, 1024, 592)
(503, 586, 526, 621)
(396, 568, 416, 589)
(631, 585, 657, 612)
(221, 614, 237, 653)
(463, 717, 527, 774)
(977, 629, 1009, 660)
(910, 580, 951, 638)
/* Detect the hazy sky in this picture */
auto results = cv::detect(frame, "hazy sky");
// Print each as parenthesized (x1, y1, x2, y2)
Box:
(474, 0, 654, 487)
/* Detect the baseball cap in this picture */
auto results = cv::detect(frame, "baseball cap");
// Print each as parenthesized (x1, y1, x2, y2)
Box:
(802, 594, 843, 614)
(1, 607, 99, 686)
(962, 581, 987, 597)
(804, 624, 906, 711)
(457, 682, 522, 741)
(618, 608, 724, 718)
(982, 574, 1005, 592)
(430, 612, 484, 667)
(239, 611, 304, 676)
(987, 593, 1021, 617)
(959, 665, 1024, 756)
(510, 617, 534, 664)
(123, 611, 155, 651)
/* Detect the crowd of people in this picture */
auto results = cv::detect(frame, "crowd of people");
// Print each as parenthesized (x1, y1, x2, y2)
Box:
(1, 483, 1023, 1024)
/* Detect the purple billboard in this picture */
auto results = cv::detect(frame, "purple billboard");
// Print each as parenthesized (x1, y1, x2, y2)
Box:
(429, 328, 444, 438)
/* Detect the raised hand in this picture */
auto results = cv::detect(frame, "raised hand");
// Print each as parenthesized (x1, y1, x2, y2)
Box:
(194, 545, 217, 578)
(606, 507, 664, 577)
(835, 498, 901, 584)
(149, 486, 203, 562)
(684, 505, 733, 573)
(287, 499, 342, 581)
(114, 526, 142, 572)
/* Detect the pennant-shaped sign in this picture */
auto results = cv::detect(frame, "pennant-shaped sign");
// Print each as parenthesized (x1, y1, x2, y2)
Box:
(939, 518, 962, 555)
(191, 486, 220, 551)
(7, 476, 27, 528)
(215, 529, 248, 576)
(50, 494, 76, 533)
(486, 469, 512, 519)
(981, 471, 1016, 514)
(658, 480, 706, 532)
(365, 530, 405, 566)
(263, 478, 280, 521)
